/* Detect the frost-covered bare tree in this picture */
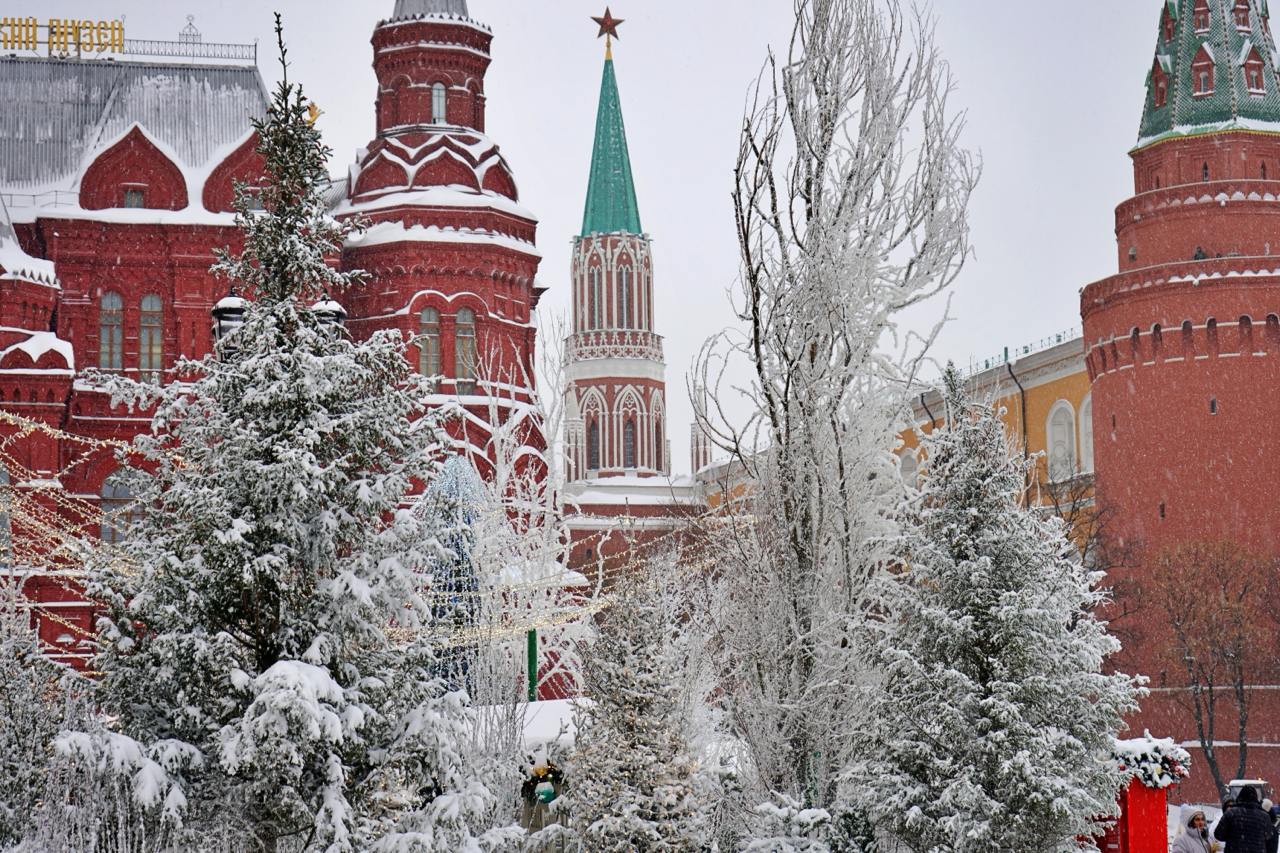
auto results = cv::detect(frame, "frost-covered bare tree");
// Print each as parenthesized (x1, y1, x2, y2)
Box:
(692, 0, 976, 838)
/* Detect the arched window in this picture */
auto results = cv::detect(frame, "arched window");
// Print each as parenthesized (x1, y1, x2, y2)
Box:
(654, 424, 663, 472)
(1202, 162, 1211, 181)
(1163, 8, 1176, 41)
(100, 471, 138, 544)
(454, 308, 477, 395)
(0, 468, 11, 570)
(1194, 0, 1210, 31)
(1182, 320, 1196, 356)
(1152, 323, 1164, 358)
(587, 420, 600, 471)
(1236, 0, 1251, 29)
(1047, 401, 1077, 481)
(1079, 395, 1094, 474)
(1207, 317, 1220, 354)
(1266, 314, 1280, 351)
(432, 83, 447, 124)
(898, 450, 919, 488)
(618, 265, 632, 329)
(590, 267, 602, 330)
(99, 291, 123, 371)
(623, 419, 637, 469)
(418, 307, 441, 385)
(1240, 315, 1255, 353)
(139, 294, 163, 383)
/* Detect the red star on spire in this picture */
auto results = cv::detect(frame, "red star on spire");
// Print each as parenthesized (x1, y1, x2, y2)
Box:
(592, 7, 624, 41)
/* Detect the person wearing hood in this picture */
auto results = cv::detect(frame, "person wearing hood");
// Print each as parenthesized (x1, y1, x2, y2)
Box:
(1173, 809, 1220, 853)
(1214, 786, 1279, 853)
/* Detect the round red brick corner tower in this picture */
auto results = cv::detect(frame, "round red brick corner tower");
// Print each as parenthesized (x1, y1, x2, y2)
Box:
(1083, 0, 1280, 801)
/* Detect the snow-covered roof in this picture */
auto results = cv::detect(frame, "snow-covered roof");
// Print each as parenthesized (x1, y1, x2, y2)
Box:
(0, 196, 57, 287)
(393, 0, 469, 19)
(0, 330, 75, 372)
(0, 56, 267, 191)
(345, 220, 541, 258)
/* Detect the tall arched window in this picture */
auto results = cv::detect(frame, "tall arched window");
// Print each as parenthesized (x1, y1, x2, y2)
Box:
(1047, 401, 1077, 481)
(99, 291, 123, 371)
(0, 468, 11, 570)
(590, 268, 602, 330)
(898, 450, 919, 488)
(654, 424, 663, 472)
(139, 294, 163, 383)
(623, 419, 637, 469)
(418, 307, 441, 386)
(100, 471, 138, 544)
(1079, 395, 1094, 474)
(587, 421, 601, 471)
(618, 265, 632, 329)
(454, 308, 477, 395)
(432, 83, 447, 124)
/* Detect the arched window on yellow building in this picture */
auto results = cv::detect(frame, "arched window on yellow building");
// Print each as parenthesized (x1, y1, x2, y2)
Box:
(1047, 401, 1077, 482)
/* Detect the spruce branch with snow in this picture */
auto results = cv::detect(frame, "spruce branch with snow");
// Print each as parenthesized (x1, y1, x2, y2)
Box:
(691, 0, 978, 833)
(842, 367, 1140, 852)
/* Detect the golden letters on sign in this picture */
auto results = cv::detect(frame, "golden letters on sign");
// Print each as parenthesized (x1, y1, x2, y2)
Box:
(0, 17, 126, 54)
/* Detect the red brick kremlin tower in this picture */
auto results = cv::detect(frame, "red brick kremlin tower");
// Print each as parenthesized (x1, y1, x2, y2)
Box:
(562, 14, 699, 566)
(0, 2, 540, 663)
(1083, 0, 1280, 799)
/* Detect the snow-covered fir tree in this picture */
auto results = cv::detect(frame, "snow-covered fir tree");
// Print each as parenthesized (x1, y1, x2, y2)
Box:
(567, 573, 703, 851)
(0, 576, 81, 848)
(842, 366, 1139, 852)
(60, 19, 519, 852)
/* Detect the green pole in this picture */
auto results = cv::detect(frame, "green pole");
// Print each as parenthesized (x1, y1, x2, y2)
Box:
(526, 628, 538, 702)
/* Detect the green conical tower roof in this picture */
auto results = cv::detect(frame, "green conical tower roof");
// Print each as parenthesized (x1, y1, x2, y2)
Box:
(1138, 0, 1280, 149)
(581, 50, 642, 236)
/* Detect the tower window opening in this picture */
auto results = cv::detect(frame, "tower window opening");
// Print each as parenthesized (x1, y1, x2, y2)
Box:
(1264, 163, 1270, 180)
(654, 424, 663, 472)
(431, 82, 447, 124)
(1207, 317, 1220, 354)
(623, 419, 637, 469)
(1266, 314, 1280, 351)
(123, 188, 145, 208)
(1194, 1, 1210, 31)
(1159, 502, 1166, 520)
(1182, 320, 1196, 356)
(619, 265, 632, 329)
(587, 420, 600, 471)
(1194, 61, 1214, 97)
(590, 267, 602, 330)
(1236, 1, 1251, 29)
(1154, 71, 1168, 108)
(1163, 9, 1176, 41)
(1152, 323, 1164, 358)
(1202, 162, 1211, 182)
(454, 308, 476, 395)
(99, 291, 123, 371)
(1240, 315, 1256, 352)
(1210, 397, 1219, 414)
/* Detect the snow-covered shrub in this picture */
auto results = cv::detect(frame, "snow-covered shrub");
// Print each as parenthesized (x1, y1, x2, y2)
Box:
(1114, 733, 1191, 790)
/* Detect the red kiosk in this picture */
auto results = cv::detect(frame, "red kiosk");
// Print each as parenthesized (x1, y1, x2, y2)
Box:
(1101, 735, 1191, 853)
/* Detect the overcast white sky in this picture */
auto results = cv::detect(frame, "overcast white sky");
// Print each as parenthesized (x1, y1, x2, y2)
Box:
(16, 0, 1160, 472)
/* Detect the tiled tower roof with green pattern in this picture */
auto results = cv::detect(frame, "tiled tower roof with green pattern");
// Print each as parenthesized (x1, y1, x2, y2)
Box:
(581, 51, 642, 236)
(1138, 0, 1280, 150)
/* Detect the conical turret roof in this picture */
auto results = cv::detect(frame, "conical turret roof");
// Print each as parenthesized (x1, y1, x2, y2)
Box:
(391, 0, 468, 21)
(581, 52, 642, 236)
(1138, 0, 1280, 148)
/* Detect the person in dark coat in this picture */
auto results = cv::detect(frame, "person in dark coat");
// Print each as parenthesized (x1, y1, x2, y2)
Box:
(1214, 785, 1279, 853)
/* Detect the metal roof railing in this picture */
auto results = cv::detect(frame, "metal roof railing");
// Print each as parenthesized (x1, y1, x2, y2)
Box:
(964, 326, 1081, 377)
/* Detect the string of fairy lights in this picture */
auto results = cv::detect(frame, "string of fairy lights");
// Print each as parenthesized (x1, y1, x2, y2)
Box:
(0, 408, 734, 659)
